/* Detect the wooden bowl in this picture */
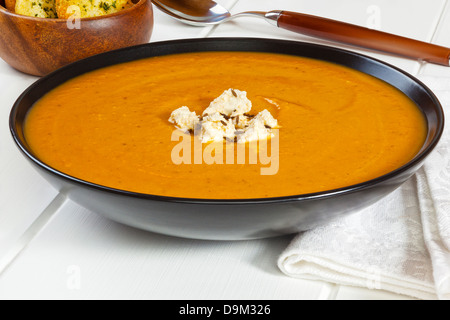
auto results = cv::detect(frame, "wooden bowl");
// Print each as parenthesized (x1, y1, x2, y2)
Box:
(0, 0, 153, 76)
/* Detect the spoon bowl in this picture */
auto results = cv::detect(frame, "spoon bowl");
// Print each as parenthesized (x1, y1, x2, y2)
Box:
(151, 0, 450, 66)
(152, 0, 267, 26)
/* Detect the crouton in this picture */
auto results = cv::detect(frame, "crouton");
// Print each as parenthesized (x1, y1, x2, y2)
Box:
(55, 0, 130, 19)
(5, 0, 17, 11)
(15, 0, 57, 18)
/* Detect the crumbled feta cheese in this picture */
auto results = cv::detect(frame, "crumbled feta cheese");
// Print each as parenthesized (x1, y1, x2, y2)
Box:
(236, 110, 277, 143)
(201, 113, 235, 143)
(234, 114, 251, 130)
(169, 89, 279, 144)
(253, 109, 278, 129)
(202, 89, 252, 117)
(168, 106, 200, 132)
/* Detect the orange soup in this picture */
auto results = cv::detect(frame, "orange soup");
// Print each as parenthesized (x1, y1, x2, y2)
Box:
(24, 52, 427, 199)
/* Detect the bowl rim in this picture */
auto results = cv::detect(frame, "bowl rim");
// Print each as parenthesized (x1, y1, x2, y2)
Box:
(9, 37, 445, 205)
(0, 0, 147, 22)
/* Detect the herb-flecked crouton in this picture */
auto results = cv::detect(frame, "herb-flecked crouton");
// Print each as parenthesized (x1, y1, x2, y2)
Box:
(15, 0, 57, 18)
(5, 0, 17, 11)
(55, 0, 130, 18)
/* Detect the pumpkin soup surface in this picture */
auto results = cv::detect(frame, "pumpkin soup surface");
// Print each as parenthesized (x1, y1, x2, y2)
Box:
(24, 52, 427, 199)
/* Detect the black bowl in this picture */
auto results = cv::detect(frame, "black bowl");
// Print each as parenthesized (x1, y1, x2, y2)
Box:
(9, 38, 444, 240)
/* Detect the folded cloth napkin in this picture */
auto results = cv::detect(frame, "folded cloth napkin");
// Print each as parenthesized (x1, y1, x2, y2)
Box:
(277, 75, 450, 300)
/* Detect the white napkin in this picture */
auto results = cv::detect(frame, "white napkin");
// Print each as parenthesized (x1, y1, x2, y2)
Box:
(277, 75, 450, 300)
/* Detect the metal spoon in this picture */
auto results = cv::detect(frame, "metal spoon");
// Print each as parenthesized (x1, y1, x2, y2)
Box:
(152, 0, 450, 66)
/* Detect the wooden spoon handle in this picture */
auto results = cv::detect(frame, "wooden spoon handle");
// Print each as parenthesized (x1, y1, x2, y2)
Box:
(276, 11, 450, 66)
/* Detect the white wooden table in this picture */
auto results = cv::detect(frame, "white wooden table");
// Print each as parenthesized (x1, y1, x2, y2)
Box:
(1, 0, 449, 300)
